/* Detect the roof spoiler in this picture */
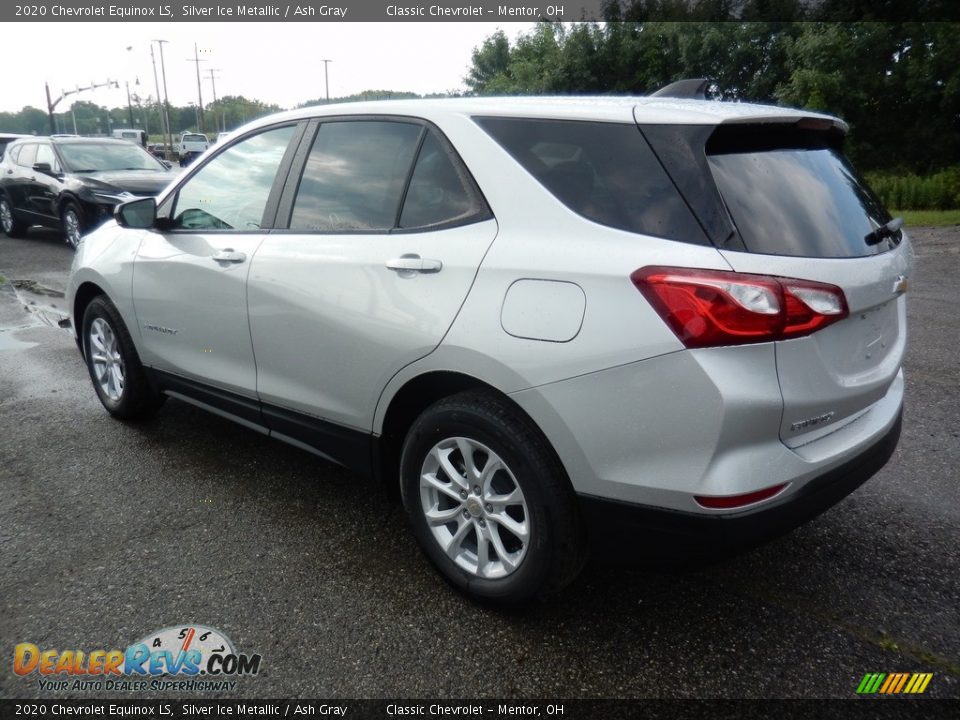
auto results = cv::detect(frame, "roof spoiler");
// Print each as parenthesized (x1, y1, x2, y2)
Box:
(650, 78, 710, 100)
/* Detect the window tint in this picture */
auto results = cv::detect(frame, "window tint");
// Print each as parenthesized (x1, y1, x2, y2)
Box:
(476, 118, 706, 242)
(58, 143, 165, 172)
(172, 125, 294, 231)
(35, 144, 58, 171)
(399, 130, 487, 229)
(708, 148, 893, 258)
(289, 121, 421, 232)
(16, 144, 37, 168)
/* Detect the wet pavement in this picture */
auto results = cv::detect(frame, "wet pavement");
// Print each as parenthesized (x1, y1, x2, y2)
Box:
(0, 225, 958, 700)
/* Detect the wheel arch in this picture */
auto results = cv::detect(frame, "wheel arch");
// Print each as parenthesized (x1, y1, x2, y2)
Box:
(376, 369, 570, 499)
(72, 280, 107, 354)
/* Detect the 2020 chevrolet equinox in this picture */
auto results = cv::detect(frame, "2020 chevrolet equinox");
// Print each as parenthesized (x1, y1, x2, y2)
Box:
(67, 93, 911, 603)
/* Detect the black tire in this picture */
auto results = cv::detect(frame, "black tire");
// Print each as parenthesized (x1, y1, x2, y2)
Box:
(400, 390, 586, 605)
(82, 296, 164, 420)
(0, 195, 26, 238)
(61, 201, 85, 249)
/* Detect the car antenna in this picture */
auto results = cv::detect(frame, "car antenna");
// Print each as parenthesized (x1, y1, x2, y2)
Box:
(649, 78, 710, 100)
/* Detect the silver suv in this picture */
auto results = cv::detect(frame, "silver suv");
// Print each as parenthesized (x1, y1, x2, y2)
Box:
(68, 96, 911, 604)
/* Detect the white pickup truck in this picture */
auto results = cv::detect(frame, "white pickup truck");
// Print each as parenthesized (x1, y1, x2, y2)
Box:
(178, 132, 210, 166)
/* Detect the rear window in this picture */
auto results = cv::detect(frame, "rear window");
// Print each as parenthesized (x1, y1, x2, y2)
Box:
(707, 134, 894, 258)
(475, 117, 708, 244)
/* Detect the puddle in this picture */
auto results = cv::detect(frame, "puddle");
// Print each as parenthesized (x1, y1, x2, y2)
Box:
(0, 328, 38, 352)
(0, 277, 71, 349)
(6, 278, 70, 329)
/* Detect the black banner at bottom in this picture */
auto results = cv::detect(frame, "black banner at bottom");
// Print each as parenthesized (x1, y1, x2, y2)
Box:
(3, 699, 959, 720)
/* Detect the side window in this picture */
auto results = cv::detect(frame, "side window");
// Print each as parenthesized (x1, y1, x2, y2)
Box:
(399, 130, 488, 229)
(476, 117, 706, 243)
(171, 125, 295, 231)
(35, 144, 59, 171)
(289, 121, 421, 232)
(16, 144, 37, 168)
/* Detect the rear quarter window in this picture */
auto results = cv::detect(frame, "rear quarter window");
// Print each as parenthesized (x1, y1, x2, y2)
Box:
(475, 117, 708, 245)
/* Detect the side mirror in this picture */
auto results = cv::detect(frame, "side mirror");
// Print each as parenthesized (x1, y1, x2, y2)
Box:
(32, 162, 54, 175)
(115, 197, 157, 229)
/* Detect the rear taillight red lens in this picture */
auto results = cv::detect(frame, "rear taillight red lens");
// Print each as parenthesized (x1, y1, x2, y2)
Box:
(631, 266, 848, 348)
(694, 483, 788, 509)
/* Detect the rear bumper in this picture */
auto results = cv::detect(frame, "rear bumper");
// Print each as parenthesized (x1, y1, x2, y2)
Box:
(578, 408, 901, 563)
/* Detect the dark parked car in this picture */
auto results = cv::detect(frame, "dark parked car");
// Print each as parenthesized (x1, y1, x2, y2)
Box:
(0, 136, 175, 247)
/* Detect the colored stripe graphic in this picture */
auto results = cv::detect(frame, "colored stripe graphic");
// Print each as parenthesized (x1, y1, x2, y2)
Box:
(856, 672, 933, 695)
(857, 673, 884, 694)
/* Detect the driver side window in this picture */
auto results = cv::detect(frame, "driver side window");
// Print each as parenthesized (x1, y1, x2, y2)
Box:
(170, 125, 295, 231)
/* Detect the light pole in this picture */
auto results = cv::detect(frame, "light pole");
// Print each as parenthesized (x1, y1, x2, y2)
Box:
(125, 80, 135, 127)
(45, 79, 118, 134)
(321, 59, 332, 101)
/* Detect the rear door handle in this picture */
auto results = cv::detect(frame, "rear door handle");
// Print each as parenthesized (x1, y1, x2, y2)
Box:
(385, 254, 442, 274)
(211, 248, 246, 264)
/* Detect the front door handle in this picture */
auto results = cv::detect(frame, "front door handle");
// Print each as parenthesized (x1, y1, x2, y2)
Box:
(211, 248, 246, 264)
(386, 254, 442, 274)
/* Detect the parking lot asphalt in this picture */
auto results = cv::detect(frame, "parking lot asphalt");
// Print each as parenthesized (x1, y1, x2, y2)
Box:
(0, 226, 957, 701)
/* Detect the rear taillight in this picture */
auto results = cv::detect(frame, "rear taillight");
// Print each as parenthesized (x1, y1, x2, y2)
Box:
(631, 266, 848, 348)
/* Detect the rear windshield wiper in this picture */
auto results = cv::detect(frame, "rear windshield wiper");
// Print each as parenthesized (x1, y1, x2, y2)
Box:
(865, 217, 903, 246)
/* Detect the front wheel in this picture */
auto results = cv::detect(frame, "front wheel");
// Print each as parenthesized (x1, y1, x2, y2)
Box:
(82, 296, 164, 420)
(61, 201, 85, 249)
(400, 391, 586, 605)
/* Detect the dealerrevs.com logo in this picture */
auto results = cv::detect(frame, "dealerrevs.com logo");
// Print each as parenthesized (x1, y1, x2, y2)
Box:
(14, 624, 262, 692)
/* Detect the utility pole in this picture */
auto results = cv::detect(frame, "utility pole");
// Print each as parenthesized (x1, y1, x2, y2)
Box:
(187, 43, 206, 132)
(154, 39, 174, 159)
(148, 44, 167, 145)
(206, 68, 222, 132)
(321, 59, 332, 101)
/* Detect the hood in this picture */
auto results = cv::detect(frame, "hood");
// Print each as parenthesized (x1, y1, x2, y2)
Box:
(76, 169, 176, 196)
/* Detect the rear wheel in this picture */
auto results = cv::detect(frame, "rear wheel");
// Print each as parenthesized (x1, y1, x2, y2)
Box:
(61, 201, 85, 249)
(400, 391, 586, 604)
(82, 296, 164, 420)
(0, 195, 26, 237)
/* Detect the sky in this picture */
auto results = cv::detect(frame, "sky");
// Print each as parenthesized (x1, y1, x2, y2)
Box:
(1, 23, 537, 115)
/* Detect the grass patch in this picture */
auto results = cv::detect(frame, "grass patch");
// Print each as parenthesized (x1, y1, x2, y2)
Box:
(892, 209, 960, 227)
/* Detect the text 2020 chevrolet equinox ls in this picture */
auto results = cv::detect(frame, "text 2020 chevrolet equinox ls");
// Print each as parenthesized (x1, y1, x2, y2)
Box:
(67, 94, 911, 603)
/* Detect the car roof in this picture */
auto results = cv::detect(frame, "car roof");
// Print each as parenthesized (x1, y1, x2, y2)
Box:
(238, 95, 846, 133)
(50, 136, 137, 145)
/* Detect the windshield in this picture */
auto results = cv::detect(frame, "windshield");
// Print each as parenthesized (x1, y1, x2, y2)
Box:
(182, 134, 207, 143)
(58, 143, 165, 172)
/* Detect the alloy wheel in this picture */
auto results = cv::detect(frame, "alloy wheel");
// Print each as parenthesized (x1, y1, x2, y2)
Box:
(88, 317, 125, 402)
(0, 199, 13, 234)
(419, 437, 530, 579)
(64, 208, 82, 248)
